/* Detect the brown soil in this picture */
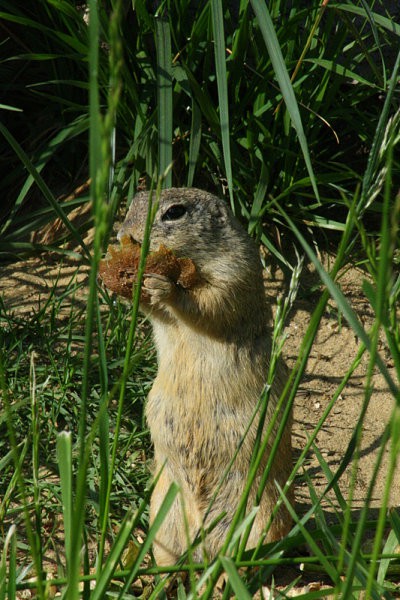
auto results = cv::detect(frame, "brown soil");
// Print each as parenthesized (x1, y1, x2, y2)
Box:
(1, 240, 399, 596)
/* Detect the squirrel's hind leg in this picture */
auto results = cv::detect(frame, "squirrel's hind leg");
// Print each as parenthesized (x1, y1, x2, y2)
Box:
(150, 467, 203, 566)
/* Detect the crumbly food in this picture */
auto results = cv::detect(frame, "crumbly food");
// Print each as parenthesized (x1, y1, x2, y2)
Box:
(99, 235, 198, 299)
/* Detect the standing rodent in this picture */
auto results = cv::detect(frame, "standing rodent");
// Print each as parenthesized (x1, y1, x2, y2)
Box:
(118, 188, 293, 565)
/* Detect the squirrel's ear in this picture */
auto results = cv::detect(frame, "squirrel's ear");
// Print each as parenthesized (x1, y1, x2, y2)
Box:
(212, 198, 231, 226)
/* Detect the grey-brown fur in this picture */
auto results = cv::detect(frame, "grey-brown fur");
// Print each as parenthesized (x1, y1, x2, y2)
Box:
(118, 188, 292, 564)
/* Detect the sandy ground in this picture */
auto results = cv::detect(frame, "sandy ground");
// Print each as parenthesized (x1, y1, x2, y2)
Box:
(1, 235, 399, 595)
(262, 253, 400, 515)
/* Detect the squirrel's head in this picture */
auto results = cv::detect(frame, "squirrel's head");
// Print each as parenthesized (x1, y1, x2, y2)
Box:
(117, 188, 255, 274)
(117, 188, 265, 321)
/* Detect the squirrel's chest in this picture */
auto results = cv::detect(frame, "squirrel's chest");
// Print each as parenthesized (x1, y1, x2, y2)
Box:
(146, 386, 248, 470)
(146, 323, 262, 469)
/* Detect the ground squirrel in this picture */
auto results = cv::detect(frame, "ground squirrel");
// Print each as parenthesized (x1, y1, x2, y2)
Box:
(117, 188, 293, 565)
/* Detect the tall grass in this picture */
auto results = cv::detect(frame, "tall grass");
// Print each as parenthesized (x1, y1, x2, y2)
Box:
(0, 0, 399, 597)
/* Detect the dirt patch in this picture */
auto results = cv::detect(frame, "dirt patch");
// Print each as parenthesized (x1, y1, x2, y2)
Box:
(287, 264, 398, 514)
(0, 254, 90, 318)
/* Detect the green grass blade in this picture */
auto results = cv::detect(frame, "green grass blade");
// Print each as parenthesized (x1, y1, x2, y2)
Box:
(0, 441, 29, 526)
(377, 529, 399, 586)
(365, 146, 400, 593)
(181, 65, 220, 130)
(91, 508, 142, 600)
(249, 162, 268, 236)
(0, 10, 87, 52)
(211, 0, 234, 210)
(340, 427, 391, 599)
(220, 556, 252, 599)
(360, 0, 387, 87)
(305, 58, 380, 89)
(187, 99, 202, 187)
(0, 525, 16, 600)
(0, 122, 89, 257)
(389, 508, 400, 542)
(250, 0, 320, 202)
(156, 16, 173, 187)
(0, 352, 46, 597)
(361, 49, 400, 207)
(95, 236, 111, 572)
(280, 490, 340, 584)
(333, 4, 400, 37)
(88, 0, 102, 188)
(312, 444, 348, 514)
(30, 353, 43, 580)
(0, 103, 22, 112)
(0, 528, 8, 600)
(97, 186, 158, 579)
(7, 527, 16, 600)
(0, 116, 89, 238)
(67, 0, 109, 596)
(119, 482, 180, 596)
(56, 432, 73, 573)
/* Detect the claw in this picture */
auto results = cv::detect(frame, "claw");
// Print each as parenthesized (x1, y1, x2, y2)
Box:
(143, 273, 175, 306)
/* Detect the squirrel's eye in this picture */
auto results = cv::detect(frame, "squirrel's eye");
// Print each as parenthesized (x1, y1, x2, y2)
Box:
(161, 204, 187, 221)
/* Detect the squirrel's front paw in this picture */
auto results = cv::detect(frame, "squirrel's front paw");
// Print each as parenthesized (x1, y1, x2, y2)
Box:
(143, 273, 176, 306)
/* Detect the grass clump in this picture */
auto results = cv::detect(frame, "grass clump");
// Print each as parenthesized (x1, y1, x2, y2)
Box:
(1, 0, 400, 598)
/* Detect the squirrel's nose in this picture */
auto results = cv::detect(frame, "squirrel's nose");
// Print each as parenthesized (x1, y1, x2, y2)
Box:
(117, 225, 138, 245)
(117, 223, 131, 241)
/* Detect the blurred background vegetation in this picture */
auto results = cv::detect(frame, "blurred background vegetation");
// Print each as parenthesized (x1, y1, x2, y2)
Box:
(1, 0, 399, 258)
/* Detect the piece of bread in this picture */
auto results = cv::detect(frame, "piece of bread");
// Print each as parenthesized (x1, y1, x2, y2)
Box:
(99, 235, 198, 299)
